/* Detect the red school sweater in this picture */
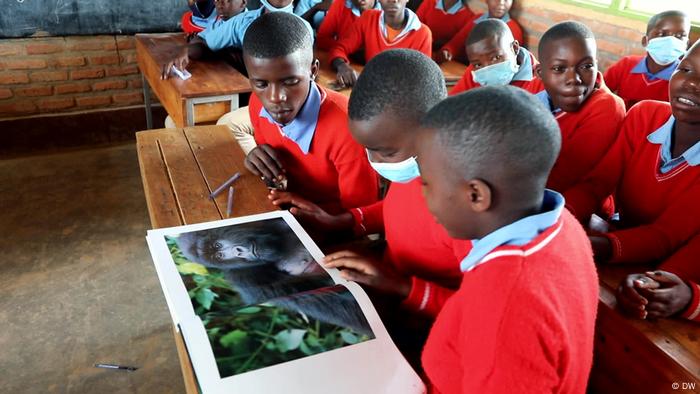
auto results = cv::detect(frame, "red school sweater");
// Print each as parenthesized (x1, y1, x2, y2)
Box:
(422, 210, 599, 394)
(316, 0, 363, 50)
(249, 85, 379, 214)
(660, 234, 700, 323)
(545, 75, 626, 194)
(415, 0, 475, 46)
(565, 101, 700, 265)
(603, 55, 673, 109)
(449, 48, 543, 95)
(440, 14, 523, 63)
(329, 9, 432, 64)
(352, 178, 470, 317)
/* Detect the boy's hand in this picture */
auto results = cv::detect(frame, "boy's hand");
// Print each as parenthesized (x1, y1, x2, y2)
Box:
(336, 62, 358, 87)
(268, 191, 353, 231)
(616, 274, 658, 319)
(244, 144, 285, 181)
(588, 235, 612, 262)
(324, 251, 411, 297)
(434, 49, 452, 64)
(642, 271, 693, 319)
(161, 47, 190, 80)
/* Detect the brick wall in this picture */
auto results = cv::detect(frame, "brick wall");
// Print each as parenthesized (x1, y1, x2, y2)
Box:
(0, 35, 144, 119)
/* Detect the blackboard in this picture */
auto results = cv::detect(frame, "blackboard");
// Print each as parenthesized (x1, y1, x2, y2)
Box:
(0, 0, 189, 38)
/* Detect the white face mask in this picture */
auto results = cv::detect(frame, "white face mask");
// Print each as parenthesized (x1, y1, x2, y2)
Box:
(472, 57, 520, 86)
(646, 36, 687, 66)
(366, 150, 420, 183)
(259, 0, 294, 13)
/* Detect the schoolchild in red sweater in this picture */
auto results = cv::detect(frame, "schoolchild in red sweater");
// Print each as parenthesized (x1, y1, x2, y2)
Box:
(329, 0, 432, 87)
(437, 0, 522, 64)
(535, 21, 626, 196)
(565, 40, 700, 324)
(417, 86, 598, 393)
(604, 10, 690, 109)
(316, 0, 381, 50)
(241, 13, 378, 228)
(415, 0, 474, 50)
(449, 19, 542, 95)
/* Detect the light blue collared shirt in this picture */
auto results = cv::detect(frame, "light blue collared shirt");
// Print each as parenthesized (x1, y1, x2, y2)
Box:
(474, 11, 511, 24)
(199, 8, 313, 51)
(512, 47, 534, 82)
(379, 8, 423, 40)
(259, 83, 321, 154)
(345, 0, 381, 17)
(435, 0, 465, 15)
(294, 0, 326, 29)
(192, 9, 219, 30)
(535, 90, 563, 115)
(460, 189, 565, 272)
(631, 57, 679, 82)
(647, 115, 700, 173)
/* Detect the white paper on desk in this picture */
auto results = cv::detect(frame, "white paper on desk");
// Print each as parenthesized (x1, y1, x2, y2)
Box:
(146, 211, 425, 394)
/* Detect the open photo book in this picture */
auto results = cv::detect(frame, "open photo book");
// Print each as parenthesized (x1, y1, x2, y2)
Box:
(146, 211, 425, 394)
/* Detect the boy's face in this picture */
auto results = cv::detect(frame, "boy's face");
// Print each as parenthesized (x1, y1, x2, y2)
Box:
(669, 43, 700, 125)
(215, 0, 246, 20)
(537, 36, 597, 113)
(351, 0, 376, 12)
(466, 35, 519, 70)
(349, 111, 417, 164)
(378, 0, 408, 20)
(643, 15, 690, 46)
(487, 0, 512, 19)
(244, 50, 319, 126)
(416, 129, 479, 240)
(266, 0, 293, 8)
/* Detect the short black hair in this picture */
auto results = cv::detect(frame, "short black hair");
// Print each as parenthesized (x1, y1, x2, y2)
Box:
(466, 18, 514, 46)
(243, 12, 312, 59)
(647, 10, 689, 34)
(421, 86, 561, 192)
(538, 21, 595, 60)
(348, 49, 446, 123)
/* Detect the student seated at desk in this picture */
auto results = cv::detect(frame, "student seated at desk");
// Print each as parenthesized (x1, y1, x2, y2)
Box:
(415, 0, 474, 51)
(417, 86, 598, 393)
(565, 40, 700, 323)
(328, 0, 432, 87)
(316, 0, 381, 50)
(604, 10, 690, 109)
(241, 12, 379, 231)
(449, 19, 542, 95)
(437, 0, 523, 64)
(535, 21, 626, 197)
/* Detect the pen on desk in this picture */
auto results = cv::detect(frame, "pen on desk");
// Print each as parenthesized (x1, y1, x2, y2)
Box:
(94, 363, 138, 371)
(210, 172, 240, 199)
(226, 186, 235, 217)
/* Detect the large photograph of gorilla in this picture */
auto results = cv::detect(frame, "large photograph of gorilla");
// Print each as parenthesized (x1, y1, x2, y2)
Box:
(164, 218, 375, 378)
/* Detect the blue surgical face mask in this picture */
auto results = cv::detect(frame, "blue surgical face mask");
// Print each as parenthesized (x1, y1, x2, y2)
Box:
(366, 150, 420, 183)
(259, 0, 295, 13)
(472, 57, 520, 86)
(646, 36, 687, 66)
(190, 0, 216, 18)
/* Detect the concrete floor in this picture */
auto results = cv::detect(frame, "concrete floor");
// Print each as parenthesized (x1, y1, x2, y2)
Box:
(0, 144, 185, 393)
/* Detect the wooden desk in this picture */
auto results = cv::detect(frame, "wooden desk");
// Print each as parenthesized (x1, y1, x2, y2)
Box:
(591, 266, 700, 392)
(440, 60, 467, 87)
(136, 34, 252, 128)
(137, 125, 271, 393)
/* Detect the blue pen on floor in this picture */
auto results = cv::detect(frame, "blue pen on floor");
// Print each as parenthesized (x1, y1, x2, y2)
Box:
(226, 186, 235, 217)
(210, 172, 240, 199)
(94, 363, 138, 372)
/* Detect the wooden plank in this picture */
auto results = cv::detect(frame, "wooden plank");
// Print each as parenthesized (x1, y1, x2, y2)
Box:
(192, 101, 232, 124)
(440, 60, 467, 84)
(136, 129, 184, 229)
(174, 326, 200, 394)
(183, 125, 272, 217)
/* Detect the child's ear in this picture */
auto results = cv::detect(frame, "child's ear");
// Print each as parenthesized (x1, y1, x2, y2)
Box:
(535, 63, 542, 79)
(641, 35, 648, 47)
(465, 179, 492, 213)
(310, 58, 320, 81)
(511, 40, 520, 58)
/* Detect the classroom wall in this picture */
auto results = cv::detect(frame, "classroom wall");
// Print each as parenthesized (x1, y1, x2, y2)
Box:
(0, 35, 144, 118)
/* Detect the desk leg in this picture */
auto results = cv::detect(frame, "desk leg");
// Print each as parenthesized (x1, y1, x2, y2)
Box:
(142, 74, 153, 129)
(186, 99, 195, 127)
(230, 94, 239, 111)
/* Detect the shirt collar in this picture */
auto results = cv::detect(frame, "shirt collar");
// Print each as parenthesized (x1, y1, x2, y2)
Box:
(259, 83, 322, 155)
(474, 11, 510, 24)
(512, 47, 534, 82)
(435, 0, 464, 14)
(379, 9, 422, 40)
(535, 90, 562, 115)
(345, 0, 381, 17)
(631, 56, 679, 81)
(460, 189, 565, 272)
(647, 115, 700, 166)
